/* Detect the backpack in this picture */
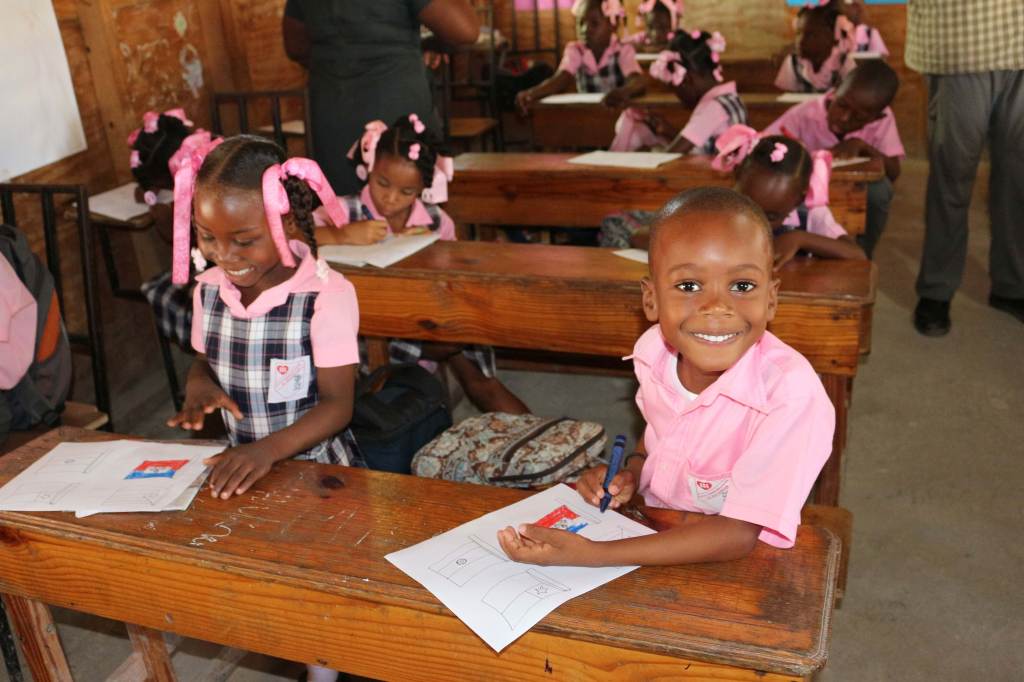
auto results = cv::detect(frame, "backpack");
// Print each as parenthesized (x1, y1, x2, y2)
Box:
(0, 224, 71, 441)
(412, 413, 607, 488)
(349, 364, 452, 474)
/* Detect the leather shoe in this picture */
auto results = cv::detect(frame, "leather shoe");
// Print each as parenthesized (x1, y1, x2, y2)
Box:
(914, 298, 950, 337)
(989, 294, 1024, 323)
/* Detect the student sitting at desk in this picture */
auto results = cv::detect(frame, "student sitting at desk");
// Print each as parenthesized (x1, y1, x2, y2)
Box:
(837, 0, 889, 57)
(314, 115, 530, 416)
(610, 29, 746, 152)
(623, 0, 679, 52)
(514, 0, 644, 115)
(764, 59, 903, 258)
(498, 188, 834, 565)
(774, 2, 856, 93)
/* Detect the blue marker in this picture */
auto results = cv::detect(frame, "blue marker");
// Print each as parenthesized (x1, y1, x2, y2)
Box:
(360, 205, 375, 222)
(599, 434, 627, 513)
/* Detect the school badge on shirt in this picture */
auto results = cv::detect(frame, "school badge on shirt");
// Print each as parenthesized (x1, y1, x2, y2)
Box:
(268, 356, 311, 403)
(688, 475, 730, 514)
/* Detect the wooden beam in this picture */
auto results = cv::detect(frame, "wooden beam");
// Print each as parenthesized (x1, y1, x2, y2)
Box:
(1, 595, 72, 682)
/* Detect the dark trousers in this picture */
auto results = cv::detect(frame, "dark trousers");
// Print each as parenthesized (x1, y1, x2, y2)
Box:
(915, 71, 1024, 301)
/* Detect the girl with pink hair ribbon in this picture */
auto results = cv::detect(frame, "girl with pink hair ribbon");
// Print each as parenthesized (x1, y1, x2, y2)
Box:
(625, 0, 681, 51)
(316, 114, 530, 417)
(713, 125, 865, 267)
(610, 28, 744, 153)
(515, 0, 646, 116)
(774, 2, 858, 93)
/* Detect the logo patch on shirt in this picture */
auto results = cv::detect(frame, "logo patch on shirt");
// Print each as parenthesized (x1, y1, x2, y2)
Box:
(267, 356, 311, 403)
(688, 475, 729, 513)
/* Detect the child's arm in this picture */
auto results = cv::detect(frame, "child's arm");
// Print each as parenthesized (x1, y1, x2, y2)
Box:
(773, 231, 866, 268)
(602, 73, 647, 109)
(315, 221, 389, 246)
(204, 363, 357, 499)
(166, 354, 244, 431)
(515, 71, 576, 116)
(831, 137, 901, 181)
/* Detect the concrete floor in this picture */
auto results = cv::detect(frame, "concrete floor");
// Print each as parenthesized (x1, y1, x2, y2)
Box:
(3, 159, 1022, 680)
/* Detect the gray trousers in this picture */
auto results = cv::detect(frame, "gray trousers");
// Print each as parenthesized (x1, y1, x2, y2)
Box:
(859, 177, 893, 259)
(915, 71, 1024, 301)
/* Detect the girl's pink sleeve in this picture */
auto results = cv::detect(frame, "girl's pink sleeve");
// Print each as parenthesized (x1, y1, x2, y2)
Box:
(617, 44, 642, 77)
(310, 276, 360, 368)
(438, 208, 457, 241)
(806, 206, 848, 239)
(191, 284, 206, 354)
(0, 259, 36, 390)
(558, 42, 584, 75)
(312, 199, 352, 228)
(869, 28, 889, 56)
(774, 56, 799, 92)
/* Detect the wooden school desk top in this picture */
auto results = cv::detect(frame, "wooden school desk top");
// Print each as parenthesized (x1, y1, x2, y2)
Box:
(337, 241, 875, 377)
(0, 428, 838, 680)
(449, 153, 883, 235)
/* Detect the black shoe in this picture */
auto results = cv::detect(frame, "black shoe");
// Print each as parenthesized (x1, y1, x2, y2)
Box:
(914, 298, 951, 337)
(989, 294, 1024, 323)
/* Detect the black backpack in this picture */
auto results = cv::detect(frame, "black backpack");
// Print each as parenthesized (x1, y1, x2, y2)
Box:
(0, 224, 71, 443)
(349, 364, 452, 474)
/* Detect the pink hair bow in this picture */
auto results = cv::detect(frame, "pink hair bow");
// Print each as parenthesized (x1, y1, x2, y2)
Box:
(601, 0, 626, 24)
(635, 0, 681, 29)
(171, 136, 224, 284)
(711, 124, 760, 172)
(649, 50, 686, 86)
(167, 129, 214, 177)
(261, 158, 346, 269)
(421, 155, 455, 205)
(348, 120, 388, 181)
(805, 150, 832, 208)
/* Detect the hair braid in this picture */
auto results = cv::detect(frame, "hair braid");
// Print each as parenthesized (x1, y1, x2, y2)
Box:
(283, 175, 317, 257)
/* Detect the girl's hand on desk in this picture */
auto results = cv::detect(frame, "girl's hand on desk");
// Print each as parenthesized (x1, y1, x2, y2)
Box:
(497, 524, 594, 566)
(167, 382, 243, 431)
(575, 466, 636, 510)
(343, 220, 389, 245)
(204, 442, 278, 500)
(643, 113, 675, 140)
(602, 88, 631, 109)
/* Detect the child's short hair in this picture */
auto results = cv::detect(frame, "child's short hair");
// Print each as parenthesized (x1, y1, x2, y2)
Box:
(843, 59, 899, 108)
(737, 136, 813, 194)
(196, 135, 319, 256)
(364, 115, 443, 190)
(649, 187, 772, 264)
(131, 114, 192, 190)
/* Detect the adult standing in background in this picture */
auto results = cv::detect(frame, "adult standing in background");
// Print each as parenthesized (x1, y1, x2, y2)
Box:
(283, 0, 480, 195)
(907, 0, 1024, 336)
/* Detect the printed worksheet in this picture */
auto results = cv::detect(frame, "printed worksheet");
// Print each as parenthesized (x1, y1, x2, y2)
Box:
(568, 151, 682, 169)
(386, 484, 654, 651)
(0, 441, 220, 514)
(539, 93, 605, 105)
(319, 233, 440, 268)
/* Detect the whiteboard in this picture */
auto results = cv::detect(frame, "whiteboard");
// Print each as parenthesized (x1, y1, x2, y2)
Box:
(0, 0, 87, 181)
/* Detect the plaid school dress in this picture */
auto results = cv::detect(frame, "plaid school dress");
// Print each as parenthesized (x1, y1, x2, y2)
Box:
(199, 283, 361, 465)
(576, 53, 628, 93)
(141, 270, 193, 348)
(698, 91, 749, 155)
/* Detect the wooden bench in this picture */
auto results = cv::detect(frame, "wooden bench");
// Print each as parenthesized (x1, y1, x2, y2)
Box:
(449, 152, 884, 236)
(530, 92, 791, 149)
(334, 242, 876, 505)
(0, 427, 839, 681)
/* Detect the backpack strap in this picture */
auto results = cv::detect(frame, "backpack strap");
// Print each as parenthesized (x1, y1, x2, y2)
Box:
(488, 418, 607, 484)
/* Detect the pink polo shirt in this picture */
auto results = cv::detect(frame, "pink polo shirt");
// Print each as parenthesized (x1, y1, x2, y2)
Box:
(0, 257, 36, 390)
(315, 186, 456, 242)
(558, 36, 642, 78)
(630, 326, 834, 548)
(774, 49, 856, 93)
(191, 240, 359, 369)
(679, 81, 741, 150)
(782, 205, 848, 239)
(763, 92, 906, 159)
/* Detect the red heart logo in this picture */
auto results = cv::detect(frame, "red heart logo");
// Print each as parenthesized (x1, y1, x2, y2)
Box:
(696, 481, 712, 490)
(276, 365, 289, 374)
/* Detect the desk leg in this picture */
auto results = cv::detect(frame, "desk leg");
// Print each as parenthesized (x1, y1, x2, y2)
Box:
(126, 623, 176, 681)
(365, 337, 390, 371)
(1, 594, 72, 681)
(815, 374, 850, 506)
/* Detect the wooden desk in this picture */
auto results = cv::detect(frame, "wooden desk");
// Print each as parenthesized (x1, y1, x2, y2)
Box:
(336, 242, 877, 505)
(449, 153, 883, 236)
(530, 92, 788, 149)
(0, 428, 838, 681)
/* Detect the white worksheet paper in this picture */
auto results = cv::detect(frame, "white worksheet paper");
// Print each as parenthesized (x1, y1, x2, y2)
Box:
(636, 52, 658, 63)
(86, 183, 172, 223)
(613, 248, 649, 264)
(386, 484, 655, 652)
(319, 233, 440, 268)
(568, 151, 682, 169)
(0, 441, 220, 514)
(831, 156, 871, 169)
(539, 93, 605, 105)
(775, 93, 819, 104)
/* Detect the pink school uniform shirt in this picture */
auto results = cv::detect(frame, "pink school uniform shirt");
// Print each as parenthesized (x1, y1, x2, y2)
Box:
(763, 92, 906, 159)
(314, 185, 456, 242)
(783, 205, 848, 239)
(558, 36, 642, 86)
(191, 240, 360, 369)
(630, 326, 835, 548)
(0, 256, 36, 389)
(774, 48, 856, 93)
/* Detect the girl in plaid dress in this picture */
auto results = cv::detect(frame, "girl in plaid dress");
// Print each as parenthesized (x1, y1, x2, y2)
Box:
(316, 115, 530, 416)
(166, 136, 363, 509)
(514, 0, 645, 115)
(774, 2, 857, 93)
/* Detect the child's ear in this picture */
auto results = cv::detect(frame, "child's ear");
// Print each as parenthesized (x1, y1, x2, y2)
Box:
(640, 276, 659, 322)
(765, 276, 781, 323)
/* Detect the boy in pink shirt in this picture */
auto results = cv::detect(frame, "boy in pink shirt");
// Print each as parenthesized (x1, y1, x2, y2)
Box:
(498, 188, 834, 565)
(765, 60, 902, 258)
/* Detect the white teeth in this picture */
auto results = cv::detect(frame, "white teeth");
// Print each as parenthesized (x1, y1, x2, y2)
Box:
(693, 332, 739, 344)
(226, 267, 253, 276)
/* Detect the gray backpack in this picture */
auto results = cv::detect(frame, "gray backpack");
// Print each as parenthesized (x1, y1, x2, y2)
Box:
(0, 224, 71, 443)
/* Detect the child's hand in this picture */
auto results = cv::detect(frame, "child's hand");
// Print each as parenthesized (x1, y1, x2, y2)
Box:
(602, 88, 631, 109)
(643, 112, 675, 140)
(831, 138, 878, 159)
(394, 225, 431, 237)
(575, 465, 636, 510)
(496, 524, 594, 566)
(167, 380, 243, 431)
(422, 50, 449, 70)
(203, 442, 279, 500)
(515, 89, 536, 117)
(344, 220, 389, 245)
(773, 231, 805, 269)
